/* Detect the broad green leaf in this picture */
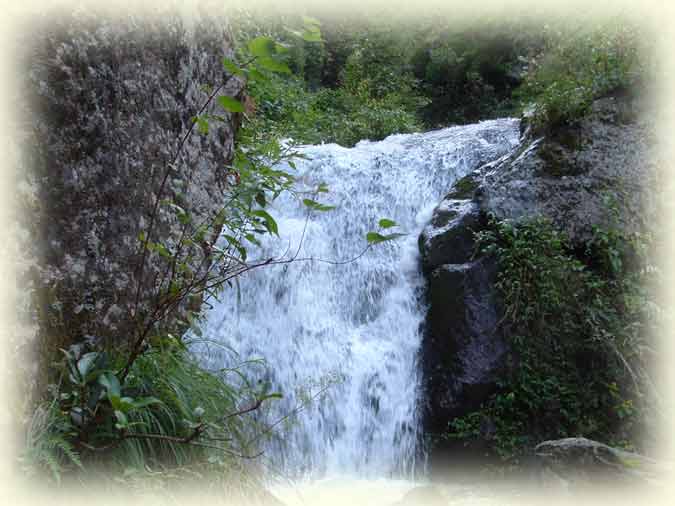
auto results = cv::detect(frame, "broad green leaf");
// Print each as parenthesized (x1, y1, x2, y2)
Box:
(98, 372, 121, 398)
(366, 232, 407, 244)
(378, 218, 397, 229)
(217, 95, 245, 113)
(194, 224, 209, 243)
(195, 115, 209, 135)
(244, 233, 261, 246)
(255, 192, 267, 208)
(109, 394, 122, 410)
(317, 183, 329, 193)
(246, 68, 267, 82)
(302, 31, 323, 43)
(114, 410, 128, 429)
(256, 57, 291, 74)
(247, 36, 275, 58)
(251, 209, 279, 236)
(117, 397, 136, 413)
(302, 198, 335, 212)
(168, 280, 180, 297)
(222, 57, 244, 76)
(164, 201, 189, 223)
(154, 243, 171, 259)
(76, 352, 100, 380)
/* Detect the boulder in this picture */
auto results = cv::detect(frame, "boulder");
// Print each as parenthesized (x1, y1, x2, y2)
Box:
(476, 94, 659, 245)
(421, 254, 506, 433)
(535, 437, 673, 487)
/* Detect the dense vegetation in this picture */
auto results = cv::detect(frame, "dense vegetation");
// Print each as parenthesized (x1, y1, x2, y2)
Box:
(447, 213, 661, 464)
(232, 12, 646, 146)
(21, 7, 654, 493)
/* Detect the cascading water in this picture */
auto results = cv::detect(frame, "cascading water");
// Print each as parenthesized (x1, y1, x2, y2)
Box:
(196, 119, 520, 481)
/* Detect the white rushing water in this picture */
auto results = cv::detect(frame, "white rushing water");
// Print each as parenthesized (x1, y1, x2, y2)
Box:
(196, 119, 520, 481)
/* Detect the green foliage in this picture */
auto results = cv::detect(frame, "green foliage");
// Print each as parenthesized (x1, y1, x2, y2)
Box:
(20, 397, 83, 484)
(234, 14, 646, 137)
(22, 338, 274, 484)
(241, 70, 425, 147)
(366, 219, 405, 245)
(411, 19, 532, 125)
(23, 17, 410, 489)
(230, 12, 427, 147)
(446, 215, 659, 462)
(515, 22, 644, 130)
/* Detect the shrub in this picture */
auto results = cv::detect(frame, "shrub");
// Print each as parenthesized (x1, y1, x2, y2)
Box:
(515, 22, 644, 130)
(446, 215, 660, 462)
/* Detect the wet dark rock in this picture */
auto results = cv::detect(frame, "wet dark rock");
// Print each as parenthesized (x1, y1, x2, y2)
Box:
(422, 258, 506, 432)
(419, 200, 482, 270)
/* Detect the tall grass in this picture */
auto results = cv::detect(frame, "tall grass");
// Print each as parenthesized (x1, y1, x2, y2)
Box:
(21, 337, 270, 496)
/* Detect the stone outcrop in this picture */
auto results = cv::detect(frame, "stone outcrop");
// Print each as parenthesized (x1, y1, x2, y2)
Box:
(534, 437, 673, 489)
(19, 12, 243, 356)
(419, 189, 507, 428)
(419, 91, 658, 463)
(477, 94, 658, 245)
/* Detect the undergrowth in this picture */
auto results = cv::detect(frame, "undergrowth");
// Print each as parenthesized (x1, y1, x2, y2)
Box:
(19, 336, 271, 492)
(445, 213, 661, 463)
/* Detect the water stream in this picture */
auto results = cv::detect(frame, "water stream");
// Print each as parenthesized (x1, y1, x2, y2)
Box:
(196, 119, 520, 481)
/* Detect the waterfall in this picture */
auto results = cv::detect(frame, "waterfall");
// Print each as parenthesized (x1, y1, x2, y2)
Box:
(195, 119, 520, 481)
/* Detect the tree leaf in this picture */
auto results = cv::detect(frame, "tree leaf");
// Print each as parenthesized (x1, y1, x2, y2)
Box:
(76, 352, 100, 380)
(114, 410, 128, 429)
(251, 209, 279, 236)
(302, 31, 323, 43)
(194, 115, 209, 135)
(274, 42, 290, 54)
(217, 95, 245, 113)
(302, 198, 335, 212)
(244, 233, 261, 246)
(366, 232, 406, 244)
(98, 371, 121, 399)
(223, 234, 247, 262)
(247, 36, 275, 58)
(246, 68, 267, 82)
(378, 218, 397, 229)
(260, 392, 283, 401)
(256, 57, 291, 74)
(222, 57, 244, 76)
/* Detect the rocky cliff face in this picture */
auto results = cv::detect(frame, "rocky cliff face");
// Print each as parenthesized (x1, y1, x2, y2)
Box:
(419, 92, 658, 462)
(20, 12, 243, 362)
